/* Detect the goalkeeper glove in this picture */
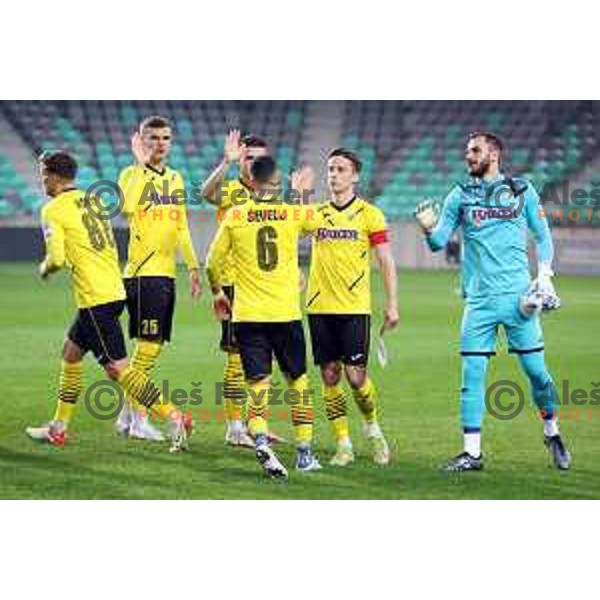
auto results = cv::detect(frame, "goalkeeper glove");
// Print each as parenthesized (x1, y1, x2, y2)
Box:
(519, 282, 544, 317)
(536, 262, 561, 311)
(520, 262, 560, 316)
(414, 200, 440, 233)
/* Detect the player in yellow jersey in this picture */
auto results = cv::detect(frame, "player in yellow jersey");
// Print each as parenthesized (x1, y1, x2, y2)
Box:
(115, 116, 201, 440)
(25, 151, 192, 452)
(206, 156, 321, 479)
(306, 148, 399, 466)
(202, 131, 274, 447)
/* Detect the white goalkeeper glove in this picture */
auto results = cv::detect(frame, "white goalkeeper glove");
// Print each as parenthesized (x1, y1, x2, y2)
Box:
(519, 283, 544, 317)
(414, 200, 440, 233)
(536, 262, 561, 311)
(521, 262, 561, 316)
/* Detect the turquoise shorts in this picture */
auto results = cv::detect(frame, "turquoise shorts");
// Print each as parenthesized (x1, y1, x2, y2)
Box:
(460, 293, 544, 356)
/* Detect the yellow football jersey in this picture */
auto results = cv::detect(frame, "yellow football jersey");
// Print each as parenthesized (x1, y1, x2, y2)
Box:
(306, 197, 389, 314)
(215, 178, 255, 285)
(119, 164, 199, 278)
(206, 198, 319, 322)
(40, 188, 126, 309)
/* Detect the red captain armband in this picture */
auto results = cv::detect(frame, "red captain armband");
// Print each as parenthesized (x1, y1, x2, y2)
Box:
(368, 230, 389, 246)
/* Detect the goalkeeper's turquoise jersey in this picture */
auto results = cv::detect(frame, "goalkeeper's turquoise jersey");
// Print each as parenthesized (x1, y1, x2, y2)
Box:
(426, 174, 553, 300)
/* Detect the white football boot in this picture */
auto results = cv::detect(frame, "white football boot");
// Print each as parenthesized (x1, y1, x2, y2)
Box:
(225, 421, 255, 448)
(363, 422, 390, 465)
(129, 410, 165, 442)
(169, 412, 193, 453)
(255, 443, 288, 480)
(329, 438, 355, 467)
(295, 445, 323, 472)
(26, 420, 66, 446)
(115, 402, 132, 436)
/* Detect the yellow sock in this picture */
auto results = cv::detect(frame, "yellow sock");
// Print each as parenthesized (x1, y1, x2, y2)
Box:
(224, 352, 245, 422)
(323, 383, 349, 442)
(128, 341, 162, 416)
(247, 378, 270, 437)
(131, 340, 162, 374)
(352, 377, 378, 424)
(289, 374, 313, 445)
(52, 360, 83, 425)
(116, 365, 176, 420)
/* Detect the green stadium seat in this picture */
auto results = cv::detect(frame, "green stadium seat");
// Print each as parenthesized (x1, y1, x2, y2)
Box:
(0, 199, 16, 217)
(121, 106, 138, 126)
(286, 110, 302, 129)
(177, 119, 194, 140)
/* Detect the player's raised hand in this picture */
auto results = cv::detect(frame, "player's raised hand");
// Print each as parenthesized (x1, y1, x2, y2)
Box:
(189, 269, 202, 301)
(224, 129, 242, 163)
(414, 200, 440, 233)
(131, 132, 152, 167)
(291, 165, 315, 196)
(212, 290, 232, 321)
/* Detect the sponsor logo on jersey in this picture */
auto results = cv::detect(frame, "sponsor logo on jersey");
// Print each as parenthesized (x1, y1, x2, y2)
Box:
(316, 228, 359, 241)
(471, 206, 518, 227)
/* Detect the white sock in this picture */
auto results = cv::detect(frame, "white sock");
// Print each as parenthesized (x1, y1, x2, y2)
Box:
(131, 402, 143, 426)
(228, 419, 243, 434)
(364, 421, 382, 439)
(338, 436, 353, 450)
(543, 418, 559, 437)
(464, 432, 481, 458)
(117, 401, 132, 425)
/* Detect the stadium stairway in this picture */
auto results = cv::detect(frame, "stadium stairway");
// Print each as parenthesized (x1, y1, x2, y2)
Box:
(0, 114, 38, 190)
(297, 101, 346, 199)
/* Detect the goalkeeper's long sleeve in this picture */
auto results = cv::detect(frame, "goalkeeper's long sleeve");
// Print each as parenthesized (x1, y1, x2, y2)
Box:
(524, 185, 554, 265)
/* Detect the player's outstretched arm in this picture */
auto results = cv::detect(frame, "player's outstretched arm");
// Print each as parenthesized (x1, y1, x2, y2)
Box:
(201, 129, 241, 205)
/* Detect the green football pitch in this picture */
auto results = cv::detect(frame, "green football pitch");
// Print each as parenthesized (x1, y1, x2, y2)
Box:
(1, 262, 599, 499)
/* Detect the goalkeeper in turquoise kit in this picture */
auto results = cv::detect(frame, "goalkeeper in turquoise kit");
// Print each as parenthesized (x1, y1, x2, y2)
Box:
(415, 131, 570, 471)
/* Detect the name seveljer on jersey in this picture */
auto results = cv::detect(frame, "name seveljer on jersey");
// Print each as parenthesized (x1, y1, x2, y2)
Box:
(247, 208, 288, 222)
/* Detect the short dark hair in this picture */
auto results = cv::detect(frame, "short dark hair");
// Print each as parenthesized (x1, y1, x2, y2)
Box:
(327, 147, 362, 173)
(39, 151, 78, 180)
(140, 115, 172, 131)
(468, 131, 505, 157)
(250, 155, 277, 184)
(241, 134, 267, 149)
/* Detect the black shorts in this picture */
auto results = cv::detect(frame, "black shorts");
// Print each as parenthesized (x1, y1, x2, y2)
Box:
(124, 276, 176, 342)
(67, 300, 127, 366)
(308, 314, 371, 366)
(235, 321, 307, 381)
(220, 285, 238, 352)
